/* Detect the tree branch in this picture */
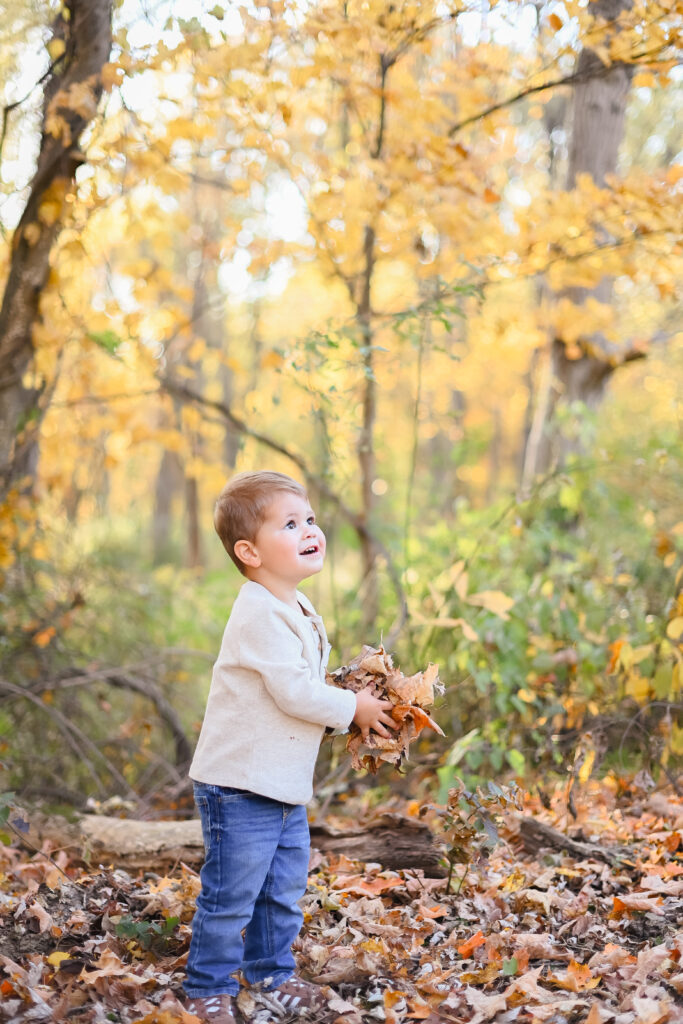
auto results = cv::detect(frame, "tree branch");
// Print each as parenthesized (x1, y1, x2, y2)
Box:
(447, 48, 671, 137)
(160, 376, 408, 640)
(0, 677, 135, 797)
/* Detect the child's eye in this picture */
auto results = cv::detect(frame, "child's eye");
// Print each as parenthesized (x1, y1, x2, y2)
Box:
(307, 516, 315, 525)
(285, 520, 296, 529)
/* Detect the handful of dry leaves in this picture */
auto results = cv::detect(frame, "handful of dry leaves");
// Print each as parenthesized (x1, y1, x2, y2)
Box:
(327, 645, 444, 772)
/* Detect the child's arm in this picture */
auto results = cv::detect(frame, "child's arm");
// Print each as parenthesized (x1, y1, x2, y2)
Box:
(238, 612, 356, 730)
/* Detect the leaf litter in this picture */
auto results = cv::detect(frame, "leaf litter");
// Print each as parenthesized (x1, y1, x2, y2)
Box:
(1, 776, 682, 1023)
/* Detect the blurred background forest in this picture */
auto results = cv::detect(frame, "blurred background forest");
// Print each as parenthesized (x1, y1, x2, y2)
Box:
(0, 0, 681, 814)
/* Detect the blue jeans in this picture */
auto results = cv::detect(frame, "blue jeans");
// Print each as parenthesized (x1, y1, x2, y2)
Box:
(184, 782, 310, 998)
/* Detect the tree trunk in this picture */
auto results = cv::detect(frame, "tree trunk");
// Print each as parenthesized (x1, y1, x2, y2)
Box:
(185, 473, 203, 569)
(0, 0, 113, 497)
(152, 445, 183, 564)
(355, 51, 391, 636)
(521, 0, 635, 483)
(358, 227, 378, 634)
(486, 405, 502, 502)
(220, 359, 240, 470)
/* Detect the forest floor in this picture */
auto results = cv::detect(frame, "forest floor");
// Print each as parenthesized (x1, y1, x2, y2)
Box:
(0, 778, 682, 1024)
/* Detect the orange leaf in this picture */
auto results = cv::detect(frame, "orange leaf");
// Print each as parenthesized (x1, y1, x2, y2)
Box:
(607, 639, 624, 673)
(549, 959, 600, 992)
(418, 904, 448, 919)
(34, 626, 56, 648)
(514, 948, 530, 972)
(406, 1000, 433, 1020)
(392, 704, 444, 737)
(584, 1005, 602, 1024)
(457, 930, 486, 957)
(612, 894, 664, 917)
(333, 873, 404, 896)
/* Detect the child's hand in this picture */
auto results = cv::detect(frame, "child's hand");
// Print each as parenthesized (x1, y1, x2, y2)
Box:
(353, 688, 397, 742)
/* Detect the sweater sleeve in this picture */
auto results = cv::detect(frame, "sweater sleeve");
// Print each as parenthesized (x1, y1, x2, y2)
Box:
(238, 608, 356, 731)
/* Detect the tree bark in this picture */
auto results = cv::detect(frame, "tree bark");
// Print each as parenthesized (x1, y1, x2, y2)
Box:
(521, 0, 636, 483)
(517, 815, 622, 866)
(0, 0, 114, 497)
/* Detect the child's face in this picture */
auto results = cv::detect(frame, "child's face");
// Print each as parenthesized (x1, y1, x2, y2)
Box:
(246, 491, 326, 587)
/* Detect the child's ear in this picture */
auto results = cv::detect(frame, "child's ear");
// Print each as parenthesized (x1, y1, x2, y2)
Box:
(234, 539, 260, 567)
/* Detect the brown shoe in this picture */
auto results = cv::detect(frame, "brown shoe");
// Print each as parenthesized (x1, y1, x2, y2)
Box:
(184, 994, 240, 1023)
(254, 976, 328, 1017)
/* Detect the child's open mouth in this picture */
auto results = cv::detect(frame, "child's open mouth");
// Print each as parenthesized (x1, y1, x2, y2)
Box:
(301, 546, 319, 555)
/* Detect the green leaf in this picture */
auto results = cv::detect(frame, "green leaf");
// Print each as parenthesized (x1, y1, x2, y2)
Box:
(87, 330, 123, 355)
(559, 483, 580, 512)
(0, 792, 16, 826)
(445, 728, 480, 767)
(503, 957, 518, 976)
(506, 749, 525, 775)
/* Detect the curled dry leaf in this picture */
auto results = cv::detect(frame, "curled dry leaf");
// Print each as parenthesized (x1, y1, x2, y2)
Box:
(327, 646, 443, 772)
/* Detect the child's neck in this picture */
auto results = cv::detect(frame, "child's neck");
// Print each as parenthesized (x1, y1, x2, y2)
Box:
(247, 569, 301, 611)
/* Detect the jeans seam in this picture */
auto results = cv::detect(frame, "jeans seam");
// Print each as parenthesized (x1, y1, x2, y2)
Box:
(264, 862, 275, 960)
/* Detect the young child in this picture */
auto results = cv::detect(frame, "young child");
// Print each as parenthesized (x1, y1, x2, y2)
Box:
(183, 470, 395, 1024)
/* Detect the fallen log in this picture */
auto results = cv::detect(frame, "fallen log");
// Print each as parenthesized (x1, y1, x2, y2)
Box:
(311, 813, 445, 877)
(517, 816, 625, 866)
(24, 812, 205, 870)
(20, 810, 445, 875)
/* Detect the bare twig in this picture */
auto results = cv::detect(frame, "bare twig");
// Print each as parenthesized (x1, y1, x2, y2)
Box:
(448, 48, 673, 137)
(4, 814, 82, 888)
(0, 678, 136, 798)
(160, 376, 409, 638)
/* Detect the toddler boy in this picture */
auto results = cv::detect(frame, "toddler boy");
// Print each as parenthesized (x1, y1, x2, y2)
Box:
(183, 471, 395, 1023)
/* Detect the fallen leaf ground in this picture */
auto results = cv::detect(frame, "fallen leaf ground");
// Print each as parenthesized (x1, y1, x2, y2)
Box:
(1, 780, 682, 1024)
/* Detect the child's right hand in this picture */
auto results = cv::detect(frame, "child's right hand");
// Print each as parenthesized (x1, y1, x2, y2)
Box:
(353, 688, 396, 742)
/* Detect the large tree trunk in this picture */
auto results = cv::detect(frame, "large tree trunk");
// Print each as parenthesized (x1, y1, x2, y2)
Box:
(521, 0, 635, 484)
(0, 0, 114, 497)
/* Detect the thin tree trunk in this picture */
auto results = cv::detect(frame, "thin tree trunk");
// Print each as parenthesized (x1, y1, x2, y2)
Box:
(486, 405, 502, 503)
(153, 445, 183, 564)
(185, 474, 203, 569)
(521, 0, 635, 482)
(220, 358, 240, 470)
(0, 0, 113, 497)
(357, 224, 378, 633)
(356, 52, 394, 635)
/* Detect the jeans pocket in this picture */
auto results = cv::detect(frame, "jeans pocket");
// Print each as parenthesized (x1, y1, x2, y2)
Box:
(194, 794, 213, 852)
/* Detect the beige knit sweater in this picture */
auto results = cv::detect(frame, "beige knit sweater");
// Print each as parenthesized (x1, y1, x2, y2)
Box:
(189, 580, 356, 804)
